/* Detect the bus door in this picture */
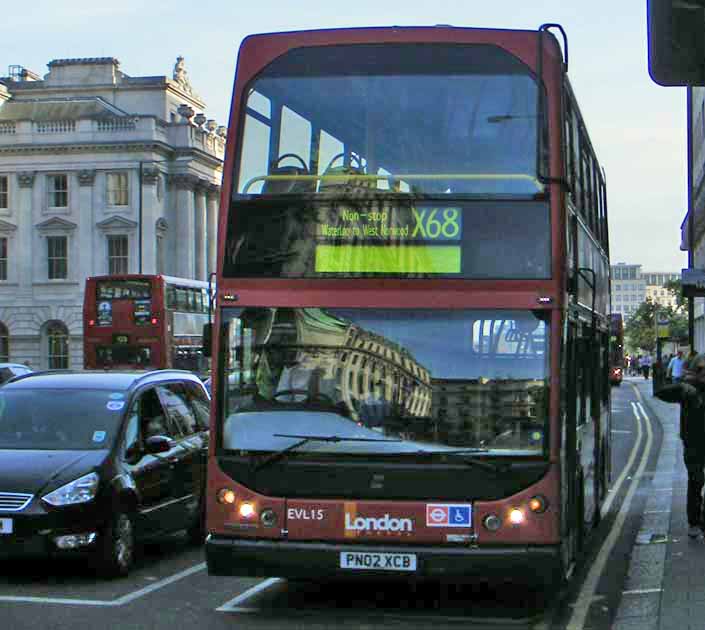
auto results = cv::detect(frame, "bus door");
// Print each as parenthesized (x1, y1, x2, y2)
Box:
(565, 317, 597, 551)
(574, 320, 597, 528)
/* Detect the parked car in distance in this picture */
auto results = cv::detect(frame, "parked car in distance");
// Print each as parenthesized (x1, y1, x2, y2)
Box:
(0, 363, 32, 386)
(0, 369, 210, 577)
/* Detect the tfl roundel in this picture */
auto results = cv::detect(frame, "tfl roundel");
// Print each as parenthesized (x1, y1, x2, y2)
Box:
(426, 503, 472, 527)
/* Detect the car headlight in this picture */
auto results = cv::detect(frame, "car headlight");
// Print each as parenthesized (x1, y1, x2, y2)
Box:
(42, 472, 100, 507)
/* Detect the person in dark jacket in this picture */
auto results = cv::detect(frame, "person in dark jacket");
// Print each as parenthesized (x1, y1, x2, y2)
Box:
(655, 352, 705, 538)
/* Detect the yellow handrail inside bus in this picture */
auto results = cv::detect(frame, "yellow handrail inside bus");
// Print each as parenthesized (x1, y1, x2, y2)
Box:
(241, 173, 544, 194)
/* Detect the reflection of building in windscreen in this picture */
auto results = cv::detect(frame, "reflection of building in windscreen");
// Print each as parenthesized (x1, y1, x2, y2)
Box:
(236, 308, 432, 424)
(336, 325, 432, 424)
(430, 378, 546, 449)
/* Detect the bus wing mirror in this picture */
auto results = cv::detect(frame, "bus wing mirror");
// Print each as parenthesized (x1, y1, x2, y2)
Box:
(202, 323, 212, 358)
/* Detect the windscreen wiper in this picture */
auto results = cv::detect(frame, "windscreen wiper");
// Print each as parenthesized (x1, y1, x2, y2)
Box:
(412, 448, 505, 474)
(253, 433, 401, 472)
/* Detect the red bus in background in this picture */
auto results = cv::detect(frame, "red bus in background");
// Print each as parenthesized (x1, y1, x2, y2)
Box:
(205, 25, 611, 588)
(609, 313, 624, 386)
(84, 274, 212, 376)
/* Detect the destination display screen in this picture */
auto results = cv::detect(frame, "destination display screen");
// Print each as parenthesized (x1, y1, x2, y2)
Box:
(224, 199, 550, 280)
(315, 206, 462, 274)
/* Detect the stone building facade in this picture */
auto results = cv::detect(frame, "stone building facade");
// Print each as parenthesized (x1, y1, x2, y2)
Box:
(0, 57, 224, 369)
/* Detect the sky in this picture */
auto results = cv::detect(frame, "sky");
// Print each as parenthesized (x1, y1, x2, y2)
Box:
(3, 0, 689, 272)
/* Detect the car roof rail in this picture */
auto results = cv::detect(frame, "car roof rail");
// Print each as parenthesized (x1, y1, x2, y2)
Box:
(131, 368, 201, 387)
(4, 369, 61, 384)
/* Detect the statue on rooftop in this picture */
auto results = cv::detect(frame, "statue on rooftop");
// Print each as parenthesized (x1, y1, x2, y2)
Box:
(173, 56, 192, 95)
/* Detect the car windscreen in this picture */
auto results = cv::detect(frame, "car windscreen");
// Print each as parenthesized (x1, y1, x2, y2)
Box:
(0, 388, 126, 450)
(219, 307, 549, 458)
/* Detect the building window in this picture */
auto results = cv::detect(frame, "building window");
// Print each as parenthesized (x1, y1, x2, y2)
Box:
(106, 172, 129, 206)
(107, 235, 128, 274)
(0, 237, 6, 281)
(48, 174, 68, 208)
(0, 176, 8, 209)
(0, 322, 7, 362)
(47, 321, 69, 369)
(47, 235, 68, 279)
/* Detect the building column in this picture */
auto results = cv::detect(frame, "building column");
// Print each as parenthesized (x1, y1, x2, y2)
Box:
(194, 179, 208, 281)
(16, 171, 34, 289)
(140, 165, 161, 274)
(169, 174, 197, 278)
(77, 170, 95, 280)
(207, 184, 220, 276)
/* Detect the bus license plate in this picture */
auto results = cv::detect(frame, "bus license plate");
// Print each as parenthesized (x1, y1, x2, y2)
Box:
(340, 551, 417, 572)
(0, 518, 13, 534)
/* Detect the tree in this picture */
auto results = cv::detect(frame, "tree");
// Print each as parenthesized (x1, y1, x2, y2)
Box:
(624, 295, 688, 354)
(664, 278, 687, 312)
(625, 299, 658, 353)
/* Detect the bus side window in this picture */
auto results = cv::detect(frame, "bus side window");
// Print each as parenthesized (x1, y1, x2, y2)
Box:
(167, 286, 177, 310)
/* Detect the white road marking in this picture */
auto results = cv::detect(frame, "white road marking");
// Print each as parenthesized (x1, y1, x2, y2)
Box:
(601, 401, 643, 517)
(217, 577, 282, 611)
(566, 392, 654, 630)
(0, 562, 206, 607)
(113, 562, 206, 605)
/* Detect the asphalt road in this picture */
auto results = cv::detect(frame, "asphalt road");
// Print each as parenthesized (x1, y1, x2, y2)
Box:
(0, 382, 654, 630)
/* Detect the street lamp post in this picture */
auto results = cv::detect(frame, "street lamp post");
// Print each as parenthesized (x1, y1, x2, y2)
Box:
(687, 88, 695, 351)
(138, 161, 143, 273)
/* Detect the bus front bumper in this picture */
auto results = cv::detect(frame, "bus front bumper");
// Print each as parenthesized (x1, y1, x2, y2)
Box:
(205, 535, 561, 582)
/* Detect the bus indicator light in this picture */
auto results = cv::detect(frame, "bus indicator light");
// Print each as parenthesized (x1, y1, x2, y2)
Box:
(529, 496, 548, 513)
(88, 319, 95, 327)
(217, 489, 236, 505)
(151, 317, 158, 325)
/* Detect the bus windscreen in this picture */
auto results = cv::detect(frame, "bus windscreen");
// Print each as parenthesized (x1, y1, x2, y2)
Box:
(218, 307, 549, 457)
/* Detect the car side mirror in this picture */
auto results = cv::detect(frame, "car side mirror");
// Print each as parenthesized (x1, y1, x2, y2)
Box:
(144, 435, 172, 454)
(202, 323, 212, 358)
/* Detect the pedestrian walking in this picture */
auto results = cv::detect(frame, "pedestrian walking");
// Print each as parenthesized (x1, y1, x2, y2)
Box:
(655, 352, 705, 537)
(668, 350, 687, 383)
(642, 353, 653, 380)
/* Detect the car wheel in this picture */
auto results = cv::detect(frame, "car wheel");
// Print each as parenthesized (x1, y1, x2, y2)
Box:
(97, 511, 135, 578)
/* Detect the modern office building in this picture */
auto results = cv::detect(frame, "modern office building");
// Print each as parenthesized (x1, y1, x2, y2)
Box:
(0, 57, 225, 368)
(610, 263, 680, 318)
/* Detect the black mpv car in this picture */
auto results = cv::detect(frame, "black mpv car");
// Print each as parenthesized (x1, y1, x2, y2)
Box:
(0, 370, 209, 577)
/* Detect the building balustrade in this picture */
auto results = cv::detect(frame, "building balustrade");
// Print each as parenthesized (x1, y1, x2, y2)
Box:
(0, 116, 224, 159)
(36, 120, 76, 134)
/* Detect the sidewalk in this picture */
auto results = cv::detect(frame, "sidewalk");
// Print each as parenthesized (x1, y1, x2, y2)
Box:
(611, 377, 705, 630)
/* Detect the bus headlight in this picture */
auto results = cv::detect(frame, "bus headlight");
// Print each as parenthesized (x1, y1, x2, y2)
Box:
(509, 508, 525, 525)
(239, 502, 256, 519)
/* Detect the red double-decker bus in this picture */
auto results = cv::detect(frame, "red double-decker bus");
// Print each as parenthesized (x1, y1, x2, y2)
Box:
(205, 25, 611, 587)
(84, 274, 212, 376)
